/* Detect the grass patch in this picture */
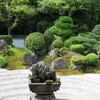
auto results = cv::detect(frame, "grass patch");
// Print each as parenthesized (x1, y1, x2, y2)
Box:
(56, 68, 83, 76)
(2, 47, 26, 70)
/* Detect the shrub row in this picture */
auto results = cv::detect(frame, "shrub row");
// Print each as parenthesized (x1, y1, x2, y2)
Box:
(70, 44, 84, 54)
(65, 24, 100, 54)
(70, 53, 98, 66)
(24, 30, 55, 53)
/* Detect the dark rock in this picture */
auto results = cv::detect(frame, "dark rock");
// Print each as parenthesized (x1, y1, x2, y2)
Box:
(31, 61, 45, 80)
(49, 48, 58, 57)
(37, 49, 46, 56)
(32, 53, 38, 63)
(46, 72, 51, 79)
(71, 64, 84, 71)
(51, 57, 67, 70)
(44, 66, 50, 72)
(34, 78, 41, 83)
(97, 51, 100, 60)
(50, 68, 56, 81)
(41, 70, 46, 80)
(22, 52, 38, 66)
(0, 39, 8, 51)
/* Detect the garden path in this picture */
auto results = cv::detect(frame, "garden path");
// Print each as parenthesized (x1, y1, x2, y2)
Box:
(0, 69, 100, 100)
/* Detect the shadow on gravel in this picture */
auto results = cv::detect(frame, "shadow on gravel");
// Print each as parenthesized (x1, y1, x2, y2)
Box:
(30, 93, 70, 100)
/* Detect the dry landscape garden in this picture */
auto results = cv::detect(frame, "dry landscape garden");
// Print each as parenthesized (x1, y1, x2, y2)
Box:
(0, 0, 100, 100)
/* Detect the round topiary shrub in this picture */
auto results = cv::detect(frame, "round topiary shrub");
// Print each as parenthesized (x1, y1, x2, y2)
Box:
(44, 29, 54, 47)
(0, 56, 7, 68)
(70, 55, 85, 65)
(49, 16, 75, 40)
(51, 39, 63, 49)
(85, 53, 98, 66)
(24, 32, 46, 53)
(70, 44, 84, 54)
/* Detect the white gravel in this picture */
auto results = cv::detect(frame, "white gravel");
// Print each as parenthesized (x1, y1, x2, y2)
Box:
(0, 69, 100, 100)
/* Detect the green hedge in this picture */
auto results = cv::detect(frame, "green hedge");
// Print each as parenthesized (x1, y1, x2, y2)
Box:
(51, 39, 63, 49)
(70, 55, 85, 65)
(70, 44, 84, 54)
(85, 53, 98, 66)
(0, 35, 13, 45)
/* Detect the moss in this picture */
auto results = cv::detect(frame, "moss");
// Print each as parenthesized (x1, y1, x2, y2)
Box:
(4, 47, 26, 70)
(45, 80, 52, 85)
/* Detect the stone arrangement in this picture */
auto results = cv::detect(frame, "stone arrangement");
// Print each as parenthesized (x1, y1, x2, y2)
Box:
(30, 62, 56, 83)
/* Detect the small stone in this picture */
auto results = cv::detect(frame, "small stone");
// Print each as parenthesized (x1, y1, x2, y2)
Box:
(0, 39, 8, 51)
(51, 57, 67, 70)
(97, 51, 100, 60)
(49, 48, 58, 57)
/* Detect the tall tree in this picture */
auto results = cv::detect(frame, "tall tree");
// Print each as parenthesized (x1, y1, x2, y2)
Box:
(66, 0, 91, 17)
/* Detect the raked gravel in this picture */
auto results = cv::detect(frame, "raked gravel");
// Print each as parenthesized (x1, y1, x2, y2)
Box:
(0, 69, 100, 100)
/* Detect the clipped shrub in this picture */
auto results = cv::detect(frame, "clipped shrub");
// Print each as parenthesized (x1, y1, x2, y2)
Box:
(70, 44, 84, 54)
(0, 56, 7, 68)
(0, 35, 13, 45)
(93, 44, 100, 52)
(51, 39, 63, 49)
(70, 55, 85, 65)
(64, 38, 73, 48)
(49, 26, 62, 36)
(85, 53, 98, 66)
(24, 32, 45, 53)
(44, 29, 54, 47)
(49, 16, 75, 40)
(54, 35, 62, 40)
